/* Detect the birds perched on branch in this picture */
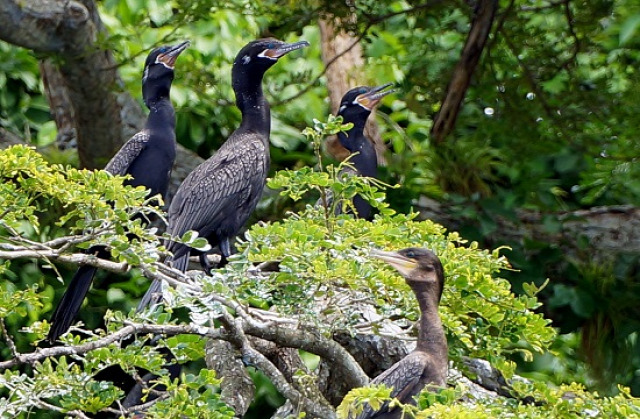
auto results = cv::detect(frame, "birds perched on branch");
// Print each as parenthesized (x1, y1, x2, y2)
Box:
(326, 84, 394, 219)
(355, 247, 448, 418)
(137, 38, 309, 309)
(47, 41, 189, 343)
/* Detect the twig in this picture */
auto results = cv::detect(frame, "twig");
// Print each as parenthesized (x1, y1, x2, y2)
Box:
(106, 391, 171, 417)
(0, 318, 18, 358)
(272, 23, 373, 107)
(520, 0, 565, 11)
(363, 0, 446, 24)
(0, 323, 222, 370)
(560, 0, 580, 70)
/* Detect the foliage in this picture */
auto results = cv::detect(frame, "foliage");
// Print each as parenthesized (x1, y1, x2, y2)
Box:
(0, 42, 50, 146)
(0, 145, 163, 263)
(0, 121, 636, 417)
(339, 382, 640, 419)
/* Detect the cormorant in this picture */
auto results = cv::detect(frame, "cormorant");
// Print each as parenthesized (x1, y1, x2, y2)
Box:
(328, 84, 394, 219)
(356, 247, 447, 418)
(47, 41, 189, 343)
(137, 38, 309, 308)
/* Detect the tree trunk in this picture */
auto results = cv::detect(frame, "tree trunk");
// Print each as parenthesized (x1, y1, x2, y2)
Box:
(0, 0, 125, 168)
(40, 60, 77, 150)
(318, 18, 387, 165)
(0, 0, 203, 195)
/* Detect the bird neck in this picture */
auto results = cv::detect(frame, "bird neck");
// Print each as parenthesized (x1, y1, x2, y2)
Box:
(145, 97, 176, 131)
(412, 284, 447, 356)
(337, 129, 377, 178)
(234, 72, 271, 140)
(143, 77, 172, 110)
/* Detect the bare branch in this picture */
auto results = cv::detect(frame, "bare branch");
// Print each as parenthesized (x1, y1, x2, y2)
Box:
(0, 318, 18, 358)
(243, 318, 369, 390)
(0, 323, 223, 371)
(560, 0, 580, 70)
(0, 248, 130, 273)
(0, 127, 24, 148)
(272, 22, 373, 107)
(430, 0, 499, 145)
(220, 313, 336, 419)
(205, 339, 255, 415)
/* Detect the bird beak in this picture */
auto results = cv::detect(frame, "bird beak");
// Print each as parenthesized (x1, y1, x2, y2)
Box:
(157, 40, 190, 69)
(370, 249, 417, 277)
(263, 40, 310, 59)
(355, 83, 396, 110)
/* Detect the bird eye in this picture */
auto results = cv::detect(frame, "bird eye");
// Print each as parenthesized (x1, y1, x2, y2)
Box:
(159, 47, 169, 53)
(406, 250, 416, 258)
(267, 43, 275, 49)
(359, 88, 367, 94)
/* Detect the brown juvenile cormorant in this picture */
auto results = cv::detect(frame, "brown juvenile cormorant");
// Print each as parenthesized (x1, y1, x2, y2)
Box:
(356, 247, 448, 418)
(137, 38, 309, 308)
(328, 84, 394, 219)
(47, 41, 189, 343)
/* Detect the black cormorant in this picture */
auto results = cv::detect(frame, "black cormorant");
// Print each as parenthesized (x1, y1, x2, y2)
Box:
(47, 41, 189, 343)
(355, 247, 447, 418)
(137, 38, 309, 308)
(329, 84, 394, 219)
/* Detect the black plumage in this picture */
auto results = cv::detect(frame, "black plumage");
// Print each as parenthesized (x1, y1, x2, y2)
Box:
(47, 41, 189, 343)
(137, 38, 309, 308)
(356, 248, 448, 419)
(331, 84, 394, 219)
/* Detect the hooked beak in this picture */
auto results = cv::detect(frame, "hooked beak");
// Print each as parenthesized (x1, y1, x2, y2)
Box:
(356, 83, 396, 110)
(263, 40, 310, 59)
(370, 249, 417, 277)
(157, 40, 190, 69)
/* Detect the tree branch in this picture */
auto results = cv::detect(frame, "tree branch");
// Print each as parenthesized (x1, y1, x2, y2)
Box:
(430, 0, 499, 145)
(205, 339, 255, 416)
(220, 312, 336, 419)
(0, 323, 221, 370)
(0, 0, 89, 53)
(0, 247, 130, 273)
(243, 319, 369, 390)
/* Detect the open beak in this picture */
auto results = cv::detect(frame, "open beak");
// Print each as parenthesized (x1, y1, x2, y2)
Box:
(264, 40, 310, 59)
(157, 40, 190, 69)
(356, 83, 396, 110)
(370, 249, 417, 277)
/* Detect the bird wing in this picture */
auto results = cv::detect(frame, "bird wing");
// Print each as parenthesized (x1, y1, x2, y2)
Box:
(167, 137, 268, 242)
(103, 130, 150, 176)
(356, 352, 430, 419)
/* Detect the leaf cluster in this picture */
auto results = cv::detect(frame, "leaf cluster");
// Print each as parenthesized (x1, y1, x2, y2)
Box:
(340, 381, 640, 419)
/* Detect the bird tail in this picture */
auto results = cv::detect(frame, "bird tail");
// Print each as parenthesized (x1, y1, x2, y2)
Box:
(136, 279, 163, 312)
(47, 265, 98, 343)
(137, 252, 189, 311)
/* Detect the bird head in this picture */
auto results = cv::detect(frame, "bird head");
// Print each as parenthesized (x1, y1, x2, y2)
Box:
(338, 83, 395, 120)
(233, 38, 309, 74)
(371, 247, 445, 302)
(142, 41, 190, 105)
